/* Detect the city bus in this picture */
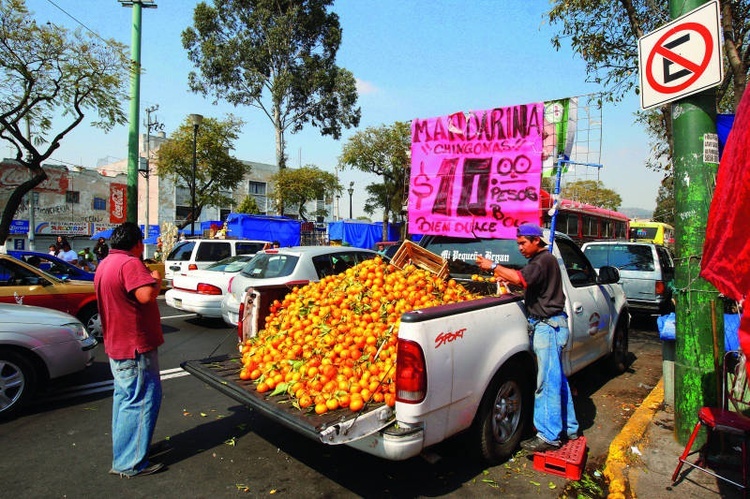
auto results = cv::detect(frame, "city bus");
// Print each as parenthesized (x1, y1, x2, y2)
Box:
(628, 220, 675, 248)
(540, 190, 630, 246)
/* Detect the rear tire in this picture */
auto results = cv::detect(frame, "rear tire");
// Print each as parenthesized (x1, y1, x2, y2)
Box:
(608, 319, 629, 374)
(0, 349, 38, 418)
(473, 359, 533, 464)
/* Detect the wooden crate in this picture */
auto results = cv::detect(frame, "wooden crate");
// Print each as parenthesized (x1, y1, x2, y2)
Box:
(390, 240, 449, 280)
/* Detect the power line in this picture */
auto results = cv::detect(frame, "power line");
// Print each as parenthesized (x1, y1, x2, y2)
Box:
(43, 0, 110, 44)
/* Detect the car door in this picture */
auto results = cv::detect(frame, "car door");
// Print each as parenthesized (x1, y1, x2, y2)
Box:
(554, 238, 614, 372)
(0, 258, 70, 312)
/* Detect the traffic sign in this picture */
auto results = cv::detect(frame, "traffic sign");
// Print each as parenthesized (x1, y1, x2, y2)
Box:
(638, 0, 723, 109)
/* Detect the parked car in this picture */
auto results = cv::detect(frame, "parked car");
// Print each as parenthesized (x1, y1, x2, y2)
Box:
(165, 255, 255, 318)
(581, 241, 675, 315)
(0, 303, 97, 418)
(221, 246, 378, 326)
(164, 239, 271, 287)
(0, 254, 101, 338)
(8, 250, 95, 281)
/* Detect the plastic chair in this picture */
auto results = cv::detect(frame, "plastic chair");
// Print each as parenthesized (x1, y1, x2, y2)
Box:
(672, 350, 750, 495)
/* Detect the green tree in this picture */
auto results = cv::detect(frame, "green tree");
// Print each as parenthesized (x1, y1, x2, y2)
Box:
(562, 180, 622, 211)
(270, 165, 340, 221)
(235, 195, 261, 214)
(182, 0, 361, 196)
(652, 175, 675, 226)
(339, 122, 411, 241)
(155, 115, 249, 229)
(548, 0, 750, 171)
(0, 0, 130, 245)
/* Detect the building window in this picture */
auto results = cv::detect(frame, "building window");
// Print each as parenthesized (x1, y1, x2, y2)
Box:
(66, 191, 80, 204)
(248, 181, 266, 195)
(93, 197, 106, 210)
(248, 181, 268, 215)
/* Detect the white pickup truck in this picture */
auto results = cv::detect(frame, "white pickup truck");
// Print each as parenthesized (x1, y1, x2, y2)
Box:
(181, 231, 629, 464)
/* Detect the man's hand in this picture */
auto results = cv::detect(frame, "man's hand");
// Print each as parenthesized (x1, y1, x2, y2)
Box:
(476, 256, 494, 272)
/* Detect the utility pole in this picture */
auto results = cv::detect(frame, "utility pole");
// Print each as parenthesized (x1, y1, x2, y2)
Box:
(669, 0, 722, 443)
(141, 104, 162, 255)
(119, 0, 157, 224)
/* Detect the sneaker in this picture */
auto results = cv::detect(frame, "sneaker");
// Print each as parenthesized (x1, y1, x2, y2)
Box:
(109, 462, 165, 478)
(567, 432, 580, 441)
(520, 436, 559, 453)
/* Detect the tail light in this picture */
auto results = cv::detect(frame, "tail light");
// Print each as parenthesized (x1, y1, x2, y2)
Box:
(396, 338, 427, 403)
(227, 276, 235, 293)
(237, 293, 245, 343)
(188, 263, 198, 271)
(655, 280, 665, 295)
(196, 283, 222, 295)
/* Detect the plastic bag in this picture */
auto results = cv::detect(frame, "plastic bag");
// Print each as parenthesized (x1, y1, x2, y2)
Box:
(657, 312, 676, 341)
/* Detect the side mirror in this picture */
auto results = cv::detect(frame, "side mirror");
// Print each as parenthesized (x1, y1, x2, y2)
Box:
(597, 265, 620, 284)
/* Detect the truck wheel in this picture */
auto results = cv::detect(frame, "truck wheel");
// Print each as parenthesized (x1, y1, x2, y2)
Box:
(473, 360, 533, 464)
(608, 319, 629, 375)
(78, 304, 102, 341)
(0, 349, 37, 419)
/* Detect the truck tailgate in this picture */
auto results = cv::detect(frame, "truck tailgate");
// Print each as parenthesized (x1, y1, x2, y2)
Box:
(181, 354, 395, 444)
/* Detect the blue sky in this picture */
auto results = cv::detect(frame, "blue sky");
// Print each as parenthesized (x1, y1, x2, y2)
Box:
(21, 0, 665, 217)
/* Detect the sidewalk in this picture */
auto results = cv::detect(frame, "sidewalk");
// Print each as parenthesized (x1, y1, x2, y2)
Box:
(604, 378, 743, 498)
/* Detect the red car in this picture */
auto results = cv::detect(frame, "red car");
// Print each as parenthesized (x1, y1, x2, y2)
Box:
(0, 254, 101, 338)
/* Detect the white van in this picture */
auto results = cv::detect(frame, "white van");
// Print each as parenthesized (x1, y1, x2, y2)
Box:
(164, 239, 270, 287)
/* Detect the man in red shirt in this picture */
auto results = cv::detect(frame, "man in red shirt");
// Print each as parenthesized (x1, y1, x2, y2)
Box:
(94, 222, 165, 477)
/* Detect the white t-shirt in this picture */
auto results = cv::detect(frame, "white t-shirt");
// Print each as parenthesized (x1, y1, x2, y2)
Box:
(59, 249, 78, 263)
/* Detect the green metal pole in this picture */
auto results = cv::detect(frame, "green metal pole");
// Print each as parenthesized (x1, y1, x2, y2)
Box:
(670, 0, 723, 443)
(126, 2, 143, 224)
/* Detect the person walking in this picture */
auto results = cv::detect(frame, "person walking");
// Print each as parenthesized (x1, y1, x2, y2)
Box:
(94, 237, 109, 262)
(476, 223, 578, 452)
(58, 241, 78, 266)
(94, 222, 165, 477)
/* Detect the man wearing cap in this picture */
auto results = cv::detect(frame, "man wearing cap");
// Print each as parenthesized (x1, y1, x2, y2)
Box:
(476, 223, 578, 452)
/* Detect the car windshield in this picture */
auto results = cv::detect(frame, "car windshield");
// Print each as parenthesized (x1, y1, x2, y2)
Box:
(583, 245, 655, 271)
(206, 255, 253, 273)
(240, 253, 300, 279)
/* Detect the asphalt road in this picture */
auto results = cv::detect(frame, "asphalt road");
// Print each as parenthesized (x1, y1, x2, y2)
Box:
(0, 301, 663, 498)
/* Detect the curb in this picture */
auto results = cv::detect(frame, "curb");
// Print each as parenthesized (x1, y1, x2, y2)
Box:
(603, 377, 664, 499)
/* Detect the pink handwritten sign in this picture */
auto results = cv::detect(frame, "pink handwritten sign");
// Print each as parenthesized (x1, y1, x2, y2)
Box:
(409, 103, 544, 239)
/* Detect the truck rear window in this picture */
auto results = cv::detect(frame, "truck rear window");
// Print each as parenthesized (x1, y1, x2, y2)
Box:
(420, 236, 527, 276)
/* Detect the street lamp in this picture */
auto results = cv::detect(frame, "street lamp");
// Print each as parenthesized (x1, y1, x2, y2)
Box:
(189, 113, 203, 237)
(347, 181, 354, 219)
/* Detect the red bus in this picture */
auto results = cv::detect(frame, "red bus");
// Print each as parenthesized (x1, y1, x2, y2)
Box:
(539, 190, 629, 245)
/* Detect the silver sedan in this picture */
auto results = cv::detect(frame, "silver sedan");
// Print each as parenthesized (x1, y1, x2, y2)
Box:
(0, 303, 97, 418)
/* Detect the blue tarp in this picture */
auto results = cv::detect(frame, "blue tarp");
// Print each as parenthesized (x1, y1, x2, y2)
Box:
(225, 213, 301, 247)
(328, 220, 401, 249)
(717, 113, 735, 159)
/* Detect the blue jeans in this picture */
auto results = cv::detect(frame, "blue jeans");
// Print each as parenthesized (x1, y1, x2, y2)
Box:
(529, 314, 578, 445)
(109, 350, 162, 475)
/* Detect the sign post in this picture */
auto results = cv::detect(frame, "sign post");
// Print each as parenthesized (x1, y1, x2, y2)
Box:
(641, 0, 723, 444)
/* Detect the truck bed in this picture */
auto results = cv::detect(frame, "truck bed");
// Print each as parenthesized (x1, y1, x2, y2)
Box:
(181, 354, 393, 444)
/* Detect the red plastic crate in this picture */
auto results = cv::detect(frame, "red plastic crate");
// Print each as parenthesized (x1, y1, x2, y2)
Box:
(532, 436, 587, 480)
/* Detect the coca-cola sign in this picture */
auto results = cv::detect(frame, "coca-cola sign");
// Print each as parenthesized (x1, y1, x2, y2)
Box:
(0, 161, 69, 193)
(110, 183, 127, 224)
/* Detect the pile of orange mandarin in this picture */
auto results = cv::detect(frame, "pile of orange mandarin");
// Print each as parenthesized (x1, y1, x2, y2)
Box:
(238, 256, 480, 415)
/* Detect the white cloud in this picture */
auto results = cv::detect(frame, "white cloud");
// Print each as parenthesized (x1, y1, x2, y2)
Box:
(356, 79, 379, 95)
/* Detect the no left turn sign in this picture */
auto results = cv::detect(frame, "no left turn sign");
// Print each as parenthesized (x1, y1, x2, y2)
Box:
(638, 0, 723, 109)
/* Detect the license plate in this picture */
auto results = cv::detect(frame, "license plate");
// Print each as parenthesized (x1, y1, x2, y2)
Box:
(174, 298, 182, 307)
